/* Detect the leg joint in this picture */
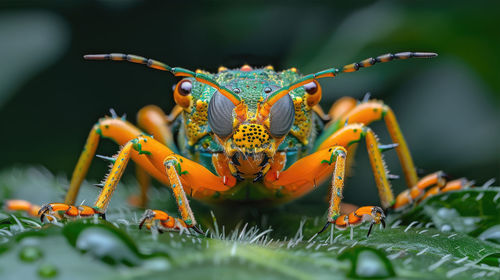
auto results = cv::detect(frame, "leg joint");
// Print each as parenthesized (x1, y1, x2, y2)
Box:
(130, 136, 152, 155)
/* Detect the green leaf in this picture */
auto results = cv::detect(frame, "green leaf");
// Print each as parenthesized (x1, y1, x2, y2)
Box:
(1, 167, 500, 279)
(391, 188, 500, 240)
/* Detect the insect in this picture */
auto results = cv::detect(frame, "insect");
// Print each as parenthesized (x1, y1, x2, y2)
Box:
(6, 51, 473, 236)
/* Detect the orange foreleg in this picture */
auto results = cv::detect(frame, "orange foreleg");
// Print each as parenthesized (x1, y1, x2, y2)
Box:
(64, 116, 168, 205)
(59, 115, 232, 214)
(38, 134, 233, 230)
(5, 200, 41, 217)
(116, 135, 233, 201)
(134, 105, 178, 207)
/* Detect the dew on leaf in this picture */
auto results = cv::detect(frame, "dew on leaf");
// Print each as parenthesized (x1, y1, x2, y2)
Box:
(76, 227, 140, 266)
(37, 263, 58, 278)
(339, 247, 395, 278)
(19, 246, 43, 262)
(356, 250, 393, 278)
(440, 224, 452, 232)
(141, 257, 171, 271)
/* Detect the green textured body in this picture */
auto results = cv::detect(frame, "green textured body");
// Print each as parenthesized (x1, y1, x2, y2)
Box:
(170, 68, 329, 202)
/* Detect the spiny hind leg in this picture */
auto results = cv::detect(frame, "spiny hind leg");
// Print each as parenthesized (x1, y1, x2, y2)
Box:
(331, 99, 474, 209)
(39, 135, 231, 234)
(38, 140, 136, 221)
(37, 136, 199, 232)
(64, 115, 170, 205)
(319, 99, 419, 188)
(7, 115, 231, 231)
(316, 124, 396, 208)
(133, 105, 180, 207)
(393, 173, 473, 211)
(5, 114, 166, 217)
(265, 146, 386, 237)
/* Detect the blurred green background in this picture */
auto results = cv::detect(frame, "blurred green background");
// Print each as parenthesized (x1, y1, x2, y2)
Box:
(0, 0, 498, 206)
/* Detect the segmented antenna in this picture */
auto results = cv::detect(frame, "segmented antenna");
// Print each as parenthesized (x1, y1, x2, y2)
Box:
(258, 52, 437, 121)
(84, 53, 172, 71)
(83, 53, 242, 106)
(84, 52, 437, 123)
(341, 52, 436, 73)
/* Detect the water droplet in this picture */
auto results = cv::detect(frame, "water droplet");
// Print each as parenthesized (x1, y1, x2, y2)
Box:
(19, 246, 43, 262)
(76, 227, 140, 266)
(38, 263, 58, 278)
(440, 224, 452, 232)
(141, 257, 171, 271)
(355, 250, 393, 278)
(436, 207, 459, 219)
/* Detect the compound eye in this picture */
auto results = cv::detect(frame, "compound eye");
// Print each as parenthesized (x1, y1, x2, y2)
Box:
(208, 91, 235, 138)
(303, 81, 322, 106)
(269, 94, 295, 138)
(303, 81, 318, 94)
(178, 80, 192, 96)
(174, 79, 193, 108)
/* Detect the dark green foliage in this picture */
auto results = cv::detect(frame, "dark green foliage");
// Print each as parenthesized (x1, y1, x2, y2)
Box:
(392, 187, 500, 242)
(0, 167, 499, 279)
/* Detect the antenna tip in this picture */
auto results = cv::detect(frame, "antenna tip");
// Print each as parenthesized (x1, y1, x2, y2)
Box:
(83, 54, 109, 60)
(415, 52, 438, 58)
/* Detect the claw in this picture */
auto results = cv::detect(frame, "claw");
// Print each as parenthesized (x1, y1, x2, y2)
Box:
(138, 219, 147, 230)
(371, 206, 386, 222)
(38, 204, 52, 222)
(192, 225, 205, 235)
(317, 221, 331, 235)
(139, 209, 155, 229)
(367, 222, 375, 237)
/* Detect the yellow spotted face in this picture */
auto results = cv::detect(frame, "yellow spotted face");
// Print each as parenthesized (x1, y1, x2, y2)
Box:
(232, 124, 270, 150)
